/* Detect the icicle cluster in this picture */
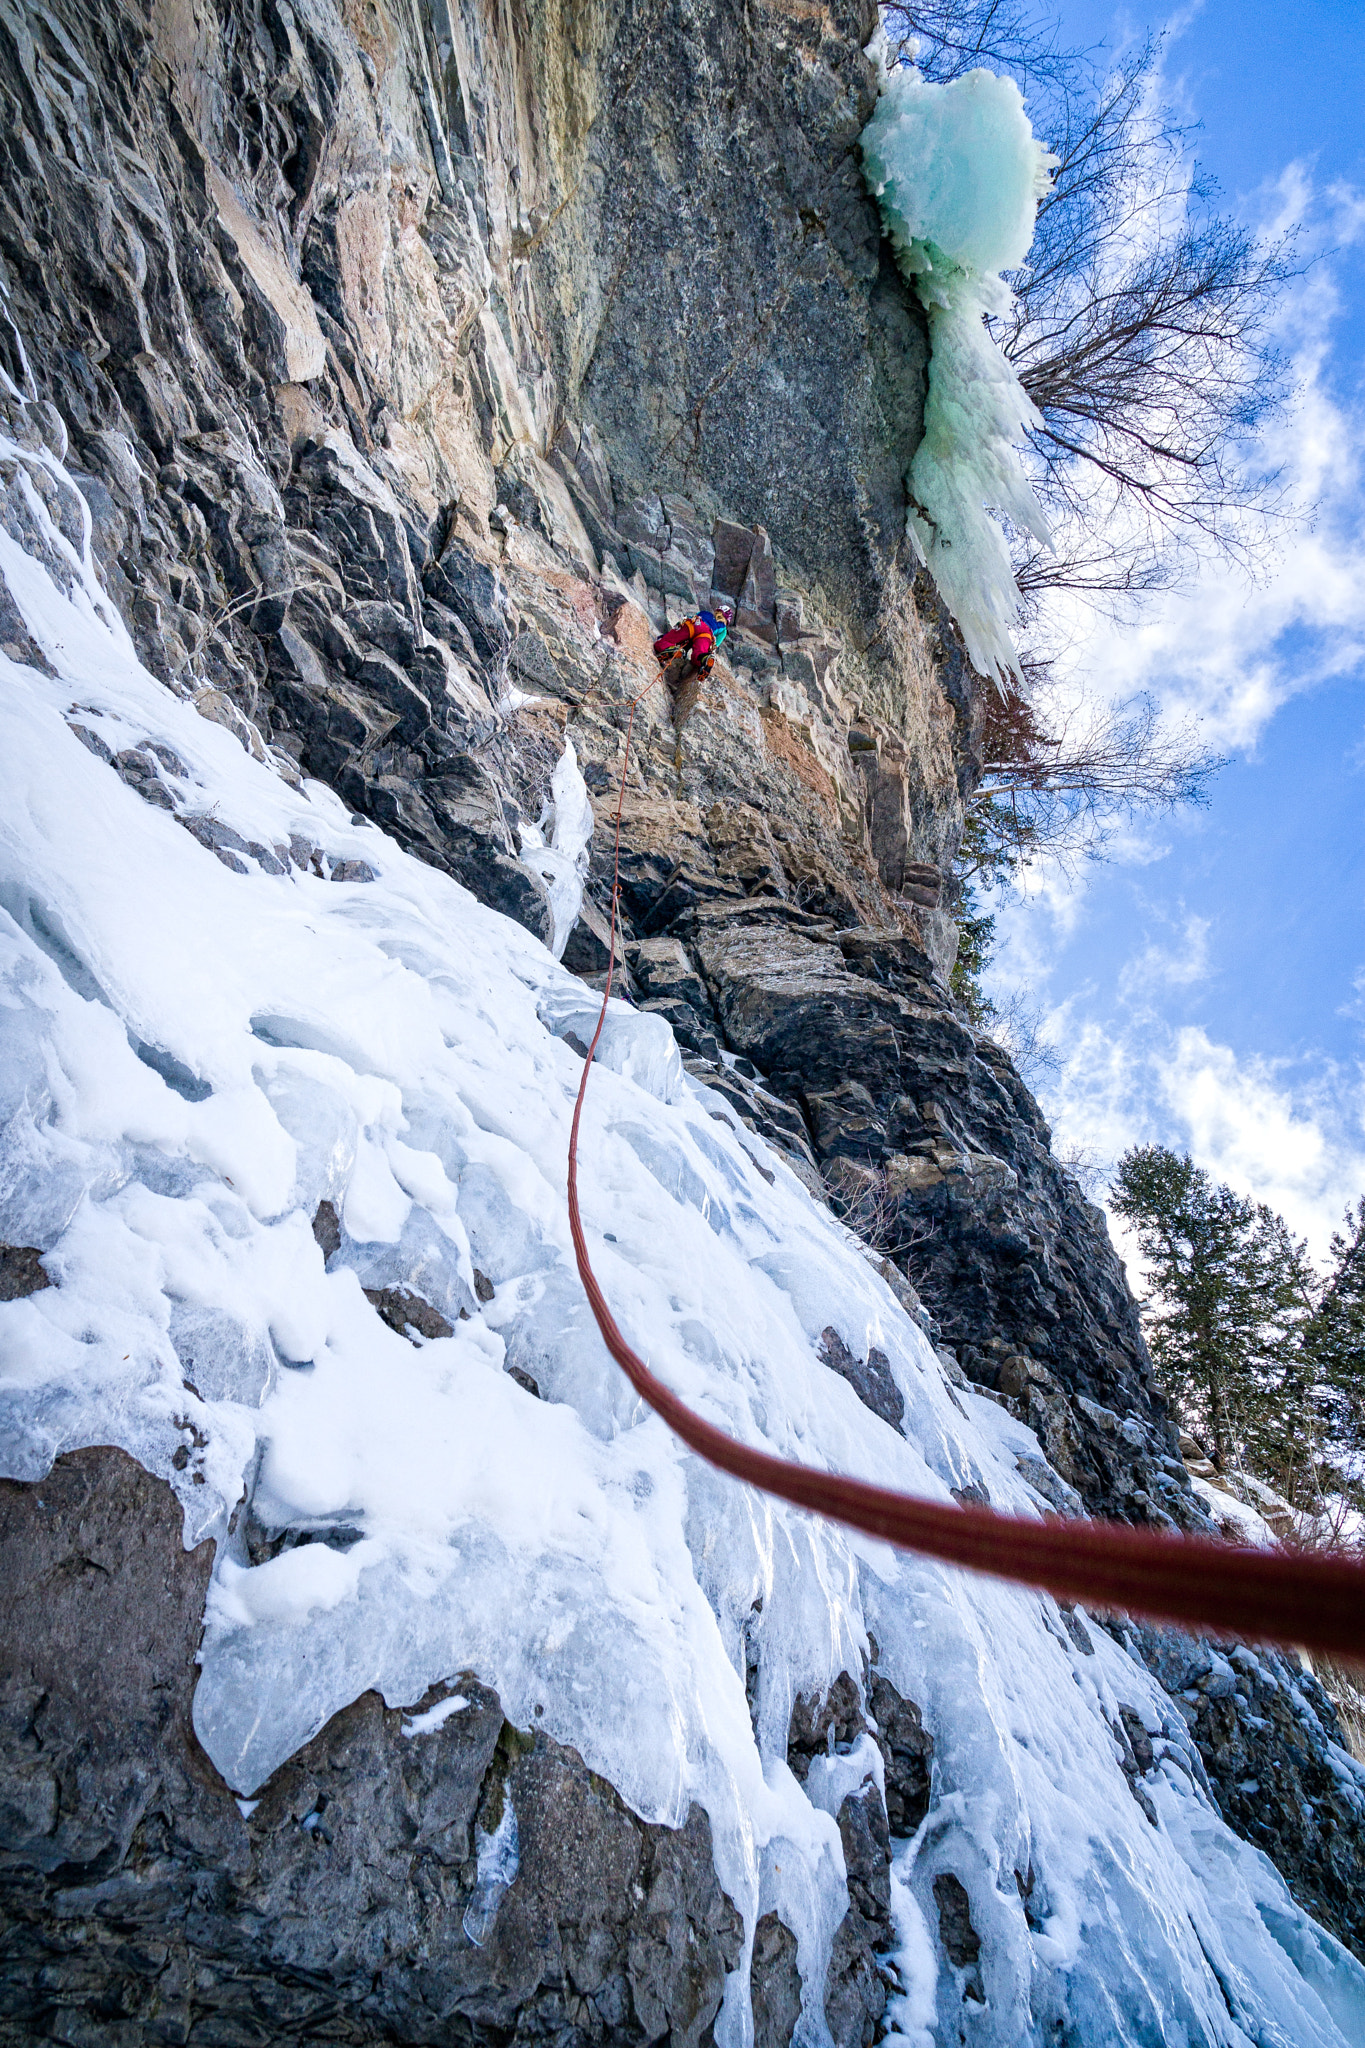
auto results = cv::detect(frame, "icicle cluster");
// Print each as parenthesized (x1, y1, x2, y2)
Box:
(860, 57, 1055, 685)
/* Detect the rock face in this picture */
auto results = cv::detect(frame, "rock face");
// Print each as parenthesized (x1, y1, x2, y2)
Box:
(1129, 1625, 1365, 1959)
(1, 0, 1363, 2032)
(780, 1663, 936, 2046)
(534, 0, 931, 662)
(0, 1448, 742, 2047)
(0, 0, 961, 946)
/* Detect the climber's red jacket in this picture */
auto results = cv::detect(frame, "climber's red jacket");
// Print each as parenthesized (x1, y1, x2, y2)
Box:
(653, 612, 717, 671)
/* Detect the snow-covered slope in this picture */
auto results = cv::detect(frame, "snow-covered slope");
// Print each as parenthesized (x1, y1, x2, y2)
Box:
(2, 421, 1364, 2047)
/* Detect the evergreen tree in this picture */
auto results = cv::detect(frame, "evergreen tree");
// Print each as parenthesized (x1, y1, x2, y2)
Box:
(1110, 1146, 1313, 1484)
(947, 880, 996, 1024)
(1301, 1201, 1365, 1525)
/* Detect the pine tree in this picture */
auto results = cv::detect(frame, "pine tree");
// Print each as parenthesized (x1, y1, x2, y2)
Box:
(947, 880, 996, 1024)
(1301, 1201, 1365, 1527)
(1110, 1146, 1313, 1485)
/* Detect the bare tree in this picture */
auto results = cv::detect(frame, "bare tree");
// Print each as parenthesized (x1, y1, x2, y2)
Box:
(976, 985, 1061, 1085)
(1055, 1142, 1111, 1200)
(959, 680, 1226, 885)
(881, 0, 1068, 91)
(944, 670, 1222, 1022)
(823, 1160, 938, 1261)
(1006, 49, 1296, 597)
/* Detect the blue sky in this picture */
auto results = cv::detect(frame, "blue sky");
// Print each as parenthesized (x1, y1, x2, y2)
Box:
(986, 0, 1365, 1256)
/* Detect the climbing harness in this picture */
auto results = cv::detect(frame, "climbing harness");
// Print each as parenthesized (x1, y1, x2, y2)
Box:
(564, 657, 1365, 1659)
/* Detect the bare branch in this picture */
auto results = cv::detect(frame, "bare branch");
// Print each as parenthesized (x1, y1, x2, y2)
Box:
(1055, 1142, 1113, 1200)
(881, 0, 1070, 91)
(823, 1159, 939, 1261)
(957, 683, 1226, 885)
(975, 986, 1061, 1086)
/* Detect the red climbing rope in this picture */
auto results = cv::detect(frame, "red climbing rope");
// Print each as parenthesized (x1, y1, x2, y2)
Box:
(566, 670, 1365, 1658)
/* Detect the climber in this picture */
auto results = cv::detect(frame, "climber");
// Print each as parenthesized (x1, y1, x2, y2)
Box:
(653, 605, 733, 769)
(653, 602, 732, 683)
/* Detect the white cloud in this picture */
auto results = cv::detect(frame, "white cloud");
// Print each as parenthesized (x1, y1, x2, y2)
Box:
(1116, 911, 1210, 998)
(980, 160, 1365, 1277)
(1042, 1009, 1365, 1260)
(1034, 166, 1365, 751)
(1158, 1029, 1362, 1233)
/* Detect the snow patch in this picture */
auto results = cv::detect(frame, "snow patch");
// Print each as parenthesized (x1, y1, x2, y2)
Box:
(518, 736, 594, 959)
(402, 1692, 471, 1737)
(1190, 1473, 1280, 1547)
